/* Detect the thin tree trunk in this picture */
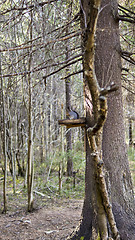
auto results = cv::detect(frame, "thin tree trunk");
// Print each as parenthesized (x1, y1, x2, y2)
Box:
(0, 53, 7, 213)
(66, 5, 73, 177)
(13, 111, 17, 194)
(3, 99, 7, 213)
(27, 8, 34, 212)
(61, 103, 65, 154)
(40, 104, 46, 163)
(129, 118, 132, 146)
(10, 116, 16, 194)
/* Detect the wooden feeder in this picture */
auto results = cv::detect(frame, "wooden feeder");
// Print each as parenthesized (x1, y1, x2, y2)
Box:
(58, 117, 86, 128)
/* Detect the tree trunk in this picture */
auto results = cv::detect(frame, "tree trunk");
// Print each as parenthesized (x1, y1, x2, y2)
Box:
(95, 1, 135, 238)
(40, 104, 46, 163)
(67, 0, 135, 239)
(66, 5, 73, 177)
(2, 94, 7, 213)
(27, 71, 34, 212)
(128, 118, 132, 146)
(0, 53, 7, 213)
(27, 9, 34, 212)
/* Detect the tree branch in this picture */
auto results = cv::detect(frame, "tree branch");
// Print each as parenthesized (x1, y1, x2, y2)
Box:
(1, 1, 57, 15)
(87, 82, 120, 240)
(122, 85, 135, 95)
(61, 70, 83, 80)
(118, 16, 135, 23)
(121, 55, 135, 65)
(88, 133, 120, 240)
(0, 31, 81, 53)
(42, 57, 82, 80)
(118, 4, 135, 16)
(87, 96, 107, 136)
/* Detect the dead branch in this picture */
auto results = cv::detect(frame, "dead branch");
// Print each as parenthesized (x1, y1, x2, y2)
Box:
(61, 70, 83, 80)
(1, 1, 57, 15)
(121, 51, 135, 57)
(118, 4, 135, 16)
(0, 31, 81, 53)
(42, 58, 82, 81)
(122, 85, 135, 95)
(118, 16, 135, 23)
(0, 56, 82, 79)
(121, 55, 135, 65)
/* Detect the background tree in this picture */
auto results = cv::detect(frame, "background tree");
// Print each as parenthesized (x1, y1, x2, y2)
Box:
(27, 7, 34, 212)
(0, 53, 7, 213)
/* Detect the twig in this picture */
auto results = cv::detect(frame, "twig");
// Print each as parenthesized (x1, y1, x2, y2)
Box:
(1, 0, 57, 15)
(0, 31, 81, 53)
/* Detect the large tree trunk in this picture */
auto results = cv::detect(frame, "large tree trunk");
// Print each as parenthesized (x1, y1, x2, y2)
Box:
(95, 0, 135, 239)
(67, 0, 135, 239)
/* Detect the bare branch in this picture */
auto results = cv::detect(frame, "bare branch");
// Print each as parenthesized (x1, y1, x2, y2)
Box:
(122, 68, 129, 72)
(0, 31, 81, 53)
(42, 58, 82, 80)
(1, 1, 57, 15)
(118, 16, 135, 23)
(118, 4, 135, 16)
(122, 85, 135, 95)
(121, 51, 135, 57)
(121, 55, 135, 65)
(61, 70, 83, 80)
(0, 57, 82, 79)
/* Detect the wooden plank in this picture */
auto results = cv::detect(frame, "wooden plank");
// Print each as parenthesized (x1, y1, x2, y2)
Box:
(58, 117, 86, 128)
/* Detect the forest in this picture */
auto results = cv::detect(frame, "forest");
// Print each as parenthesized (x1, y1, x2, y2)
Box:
(0, 0, 135, 239)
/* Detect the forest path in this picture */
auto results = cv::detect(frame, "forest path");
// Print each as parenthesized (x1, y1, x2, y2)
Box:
(0, 199, 83, 240)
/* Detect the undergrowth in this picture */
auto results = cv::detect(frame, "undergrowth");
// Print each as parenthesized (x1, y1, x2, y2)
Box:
(0, 145, 135, 213)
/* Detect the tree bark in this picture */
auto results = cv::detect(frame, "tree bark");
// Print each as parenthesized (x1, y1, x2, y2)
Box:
(66, 5, 73, 177)
(0, 53, 7, 213)
(128, 118, 132, 146)
(95, 1, 135, 239)
(67, 0, 135, 239)
(27, 8, 34, 212)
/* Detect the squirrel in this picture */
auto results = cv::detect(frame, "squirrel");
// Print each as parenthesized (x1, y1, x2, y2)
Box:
(66, 107, 79, 120)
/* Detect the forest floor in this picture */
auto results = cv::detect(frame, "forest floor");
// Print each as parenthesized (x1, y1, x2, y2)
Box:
(0, 194, 83, 240)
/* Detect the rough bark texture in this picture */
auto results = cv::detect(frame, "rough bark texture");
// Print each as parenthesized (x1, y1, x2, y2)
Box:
(67, 0, 135, 239)
(95, 0, 135, 239)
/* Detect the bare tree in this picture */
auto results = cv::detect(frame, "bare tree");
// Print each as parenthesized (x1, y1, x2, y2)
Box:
(27, 8, 34, 212)
(0, 53, 7, 213)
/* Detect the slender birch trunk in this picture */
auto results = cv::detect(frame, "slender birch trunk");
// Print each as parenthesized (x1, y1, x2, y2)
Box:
(27, 8, 34, 212)
(0, 53, 7, 213)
